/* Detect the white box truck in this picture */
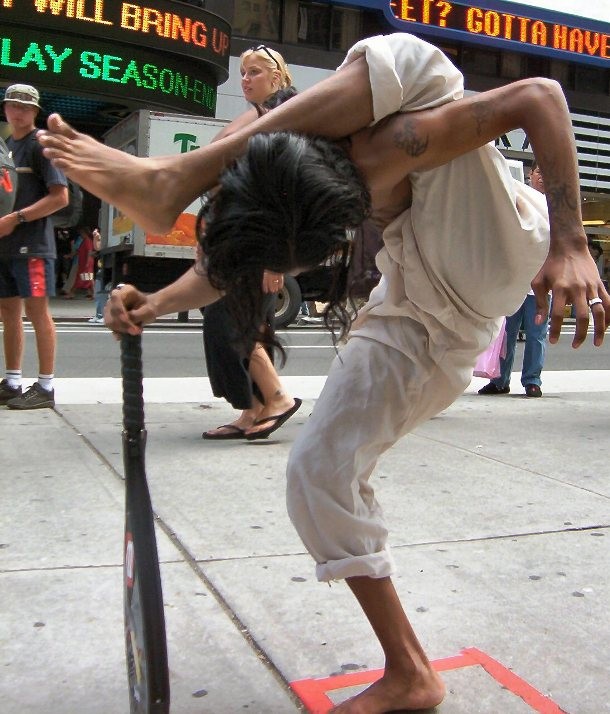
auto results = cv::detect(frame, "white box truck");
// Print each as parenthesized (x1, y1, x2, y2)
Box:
(99, 110, 229, 294)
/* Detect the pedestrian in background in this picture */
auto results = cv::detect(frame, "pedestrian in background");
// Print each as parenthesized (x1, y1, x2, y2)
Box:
(588, 240, 606, 286)
(202, 44, 301, 440)
(88, 227, 109, 323)
(0, 84, 68, 409)
(478, 159, 550, 398)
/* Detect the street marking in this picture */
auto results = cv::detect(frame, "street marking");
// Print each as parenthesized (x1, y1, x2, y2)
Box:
(290, 647, 568, 713)
(6, 323, 592, 337)
(14, 370, 610, 404)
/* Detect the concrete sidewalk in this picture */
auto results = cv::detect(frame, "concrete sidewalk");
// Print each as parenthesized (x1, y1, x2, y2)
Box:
(1, 374, 608, 714)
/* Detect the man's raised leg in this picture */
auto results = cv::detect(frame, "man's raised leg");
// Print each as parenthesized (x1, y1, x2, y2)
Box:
(329, 576, 445, 714)
(37, 58, 374, 235)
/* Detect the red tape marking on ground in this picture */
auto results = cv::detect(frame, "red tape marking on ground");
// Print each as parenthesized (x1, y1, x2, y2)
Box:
(290, 648, 568, 714)
(463, 648, 569, 714)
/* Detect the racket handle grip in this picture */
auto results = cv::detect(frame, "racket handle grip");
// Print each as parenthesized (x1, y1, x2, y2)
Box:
(121, 333, 144, 434)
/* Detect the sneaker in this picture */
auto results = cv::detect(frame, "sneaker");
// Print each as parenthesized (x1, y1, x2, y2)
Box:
(478, 382, 510, 395)
(7, 382, 55, 410)
(525, 384, 542, 398)
(88, 316, 104, 324)
(0, 379, 22, 405)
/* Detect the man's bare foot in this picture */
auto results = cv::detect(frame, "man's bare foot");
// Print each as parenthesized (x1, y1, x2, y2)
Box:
(330, 666, 445, 713)
(37, 114, 196, 234)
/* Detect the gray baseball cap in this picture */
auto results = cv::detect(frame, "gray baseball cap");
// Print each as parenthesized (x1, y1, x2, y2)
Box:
(2, 84, 41, 109)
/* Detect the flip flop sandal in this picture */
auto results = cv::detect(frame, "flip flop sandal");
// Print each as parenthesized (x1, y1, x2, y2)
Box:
(202, 424, 247, 440)
(245, 398, 302, 441)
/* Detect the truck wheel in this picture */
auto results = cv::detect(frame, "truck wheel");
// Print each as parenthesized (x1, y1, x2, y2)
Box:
(274, 276, 302, 328)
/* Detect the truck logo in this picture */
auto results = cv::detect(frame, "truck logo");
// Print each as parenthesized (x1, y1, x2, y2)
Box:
(174, 133, 199, 153)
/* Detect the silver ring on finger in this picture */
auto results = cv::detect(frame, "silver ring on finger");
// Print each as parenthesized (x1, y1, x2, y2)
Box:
(588, 297, 603, 307)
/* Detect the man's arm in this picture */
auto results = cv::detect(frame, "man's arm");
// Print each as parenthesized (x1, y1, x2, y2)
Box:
(347, 78, 609, 346)
(0, 183, 68, 237)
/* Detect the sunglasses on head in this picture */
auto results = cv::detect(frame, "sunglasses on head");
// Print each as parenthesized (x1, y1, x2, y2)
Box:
(250, 44, 280, 70)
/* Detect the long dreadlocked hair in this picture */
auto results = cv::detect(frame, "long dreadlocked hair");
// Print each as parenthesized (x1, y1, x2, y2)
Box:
(198, 132, 371, 359)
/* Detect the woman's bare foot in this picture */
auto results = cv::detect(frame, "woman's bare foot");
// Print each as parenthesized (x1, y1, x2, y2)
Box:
(37, 114, 197, 234)
(244, 394, 299, 438)
(330, 666, 445, 713)
(203, 407, 262, 438)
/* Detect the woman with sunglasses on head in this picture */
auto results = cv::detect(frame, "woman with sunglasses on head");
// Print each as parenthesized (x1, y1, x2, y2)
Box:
(201, 44, 301, 441)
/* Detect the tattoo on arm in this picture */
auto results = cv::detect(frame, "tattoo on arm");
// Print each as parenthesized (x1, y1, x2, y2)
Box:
(545, 182, 579, 231)
(392, 117, 428, 157)
(470, 100, 494, 135)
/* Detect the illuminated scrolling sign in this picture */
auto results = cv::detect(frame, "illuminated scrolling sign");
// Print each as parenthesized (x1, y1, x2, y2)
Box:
(0, 0, 230, 115)
(0, 26, 218, 114)
(386, 0, 609, 66)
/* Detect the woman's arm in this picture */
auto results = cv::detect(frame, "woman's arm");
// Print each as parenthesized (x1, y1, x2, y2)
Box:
(210, 107, 260, 143)
(104, 265, 222, 334)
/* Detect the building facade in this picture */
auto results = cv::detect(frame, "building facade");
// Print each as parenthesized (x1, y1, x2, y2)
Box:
(207, 0, 609, 243)
(1, 1, 608, 244)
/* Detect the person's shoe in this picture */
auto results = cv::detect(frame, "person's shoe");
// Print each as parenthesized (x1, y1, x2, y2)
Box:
(0, 379, 22, 406)
(7, 382, 55, 410)
(88, 316, 104, 324)
(525, 384, 542, 398)
(478, 382, 510, 395)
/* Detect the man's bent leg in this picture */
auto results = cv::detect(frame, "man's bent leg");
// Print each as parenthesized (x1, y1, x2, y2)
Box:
(287, 332, 464, 579)
(329, 576, 445, 713)
(287, 331, 468, 712)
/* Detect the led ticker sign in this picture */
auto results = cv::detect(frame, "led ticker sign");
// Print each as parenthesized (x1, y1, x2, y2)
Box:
(0, 0, 230, 116)
(1, 26, 218, 114)
(387, 0, 609, 66)
(0, 1, 230, 80)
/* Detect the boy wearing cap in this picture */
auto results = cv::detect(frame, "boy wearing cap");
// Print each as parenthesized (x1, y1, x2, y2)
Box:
(0, 84, 68, 409)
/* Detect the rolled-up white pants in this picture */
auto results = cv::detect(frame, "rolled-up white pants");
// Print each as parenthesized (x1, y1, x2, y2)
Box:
(286, 321, 471, 582)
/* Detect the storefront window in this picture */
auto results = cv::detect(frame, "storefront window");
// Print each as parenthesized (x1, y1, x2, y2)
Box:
(461, 47, 499, 76)
(574, 66, 606, 94)
(549, 60, 571, 90)
(500, 52, 523, 79)
(297, 2, 330, 48)
(331, 8, 362, 52)
(282, 2, 362, 51)
(233, 0, 281, 41)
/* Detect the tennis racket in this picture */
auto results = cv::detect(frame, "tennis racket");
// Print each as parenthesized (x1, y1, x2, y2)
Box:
(121, 333, 170, 713)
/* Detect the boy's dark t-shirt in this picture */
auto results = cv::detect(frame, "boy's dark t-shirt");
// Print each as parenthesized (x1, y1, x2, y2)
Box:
(1, 129, 67, 260)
